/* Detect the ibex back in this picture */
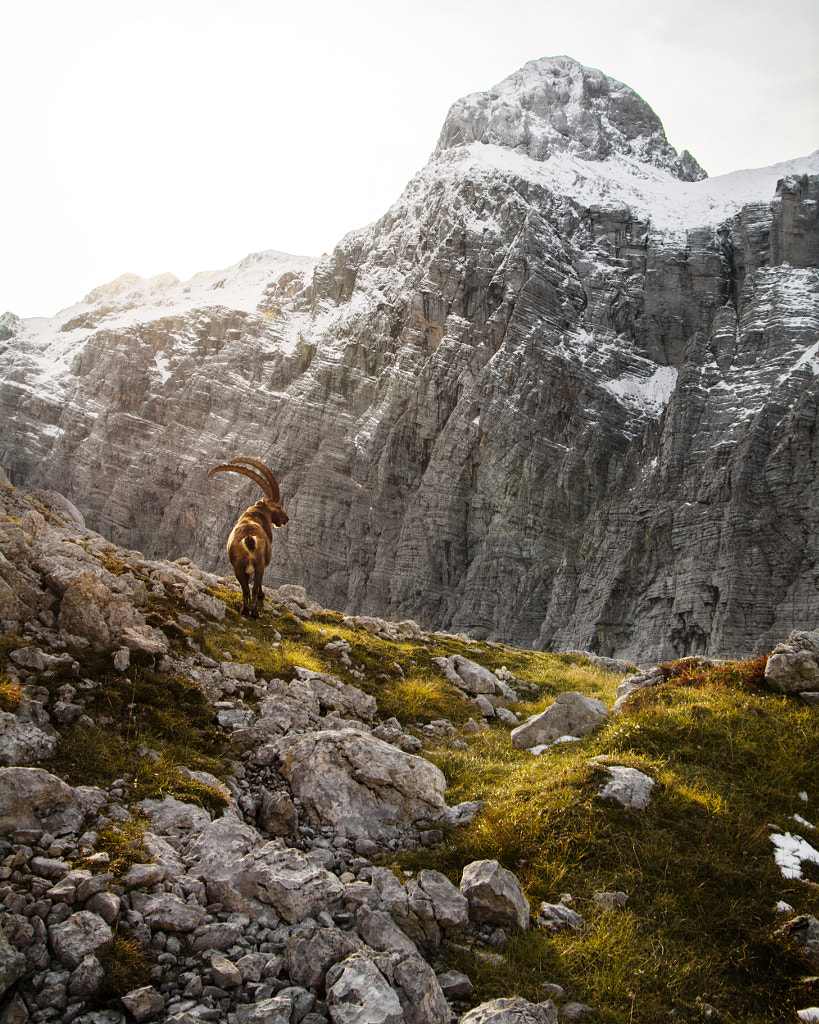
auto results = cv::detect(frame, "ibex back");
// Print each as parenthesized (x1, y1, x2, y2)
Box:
(208, 457, 289, 617)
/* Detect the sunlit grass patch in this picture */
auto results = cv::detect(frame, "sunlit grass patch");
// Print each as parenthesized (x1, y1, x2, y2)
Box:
(375, 671, 475, 726)
(0, 673, 23, 711)
(83, 818, 151, 877)
(412, 670, 819, 1023)
(130, 753, 228, 811)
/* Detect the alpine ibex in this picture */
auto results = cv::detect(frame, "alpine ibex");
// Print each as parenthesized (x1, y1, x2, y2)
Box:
(208, 457, 289, 617)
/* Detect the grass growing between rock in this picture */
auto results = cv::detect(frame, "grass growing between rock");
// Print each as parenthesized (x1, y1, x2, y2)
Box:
(84, 819, 152, 877)
(98, 932, 153, 998)
(0, 672, 23, 711)
(407, 666, 819, 1023)
(3, 572, 817, 1022)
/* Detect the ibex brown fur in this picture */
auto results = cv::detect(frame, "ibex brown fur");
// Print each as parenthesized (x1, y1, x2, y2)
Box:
(208, 457, 288, 617)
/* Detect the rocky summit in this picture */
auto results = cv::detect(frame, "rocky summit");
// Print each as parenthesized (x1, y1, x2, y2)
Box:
(0, 55, 817, 664)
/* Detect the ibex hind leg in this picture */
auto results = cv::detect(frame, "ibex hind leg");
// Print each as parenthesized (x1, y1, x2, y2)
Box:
(249, 569, 264, 619)
(235, 567, 252, 617)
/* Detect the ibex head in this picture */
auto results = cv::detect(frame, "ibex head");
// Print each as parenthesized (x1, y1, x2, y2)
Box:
(208, 457, 288, 616)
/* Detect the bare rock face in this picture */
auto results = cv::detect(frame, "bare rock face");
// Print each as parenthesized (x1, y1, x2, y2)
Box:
(1, 58, 817, 663)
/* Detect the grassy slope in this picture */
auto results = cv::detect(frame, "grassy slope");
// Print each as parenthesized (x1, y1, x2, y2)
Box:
(2, 576, 817, 1023)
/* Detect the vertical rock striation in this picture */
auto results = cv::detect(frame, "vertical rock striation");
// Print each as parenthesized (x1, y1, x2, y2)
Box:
(1, 57, 817, 662)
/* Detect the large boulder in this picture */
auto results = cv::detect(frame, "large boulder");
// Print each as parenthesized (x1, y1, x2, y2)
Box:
(765, 630, 819, 693)
(459, 860, 530, 931)
(279, 728, 448, 842)
(49, 911, 113, 968)
(184, 816, 343, 923)
(0, 767, 85, 835)
(510, 692, 607, 749)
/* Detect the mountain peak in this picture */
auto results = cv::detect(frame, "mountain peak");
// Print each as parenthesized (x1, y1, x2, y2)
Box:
(434, 55, 706, 182)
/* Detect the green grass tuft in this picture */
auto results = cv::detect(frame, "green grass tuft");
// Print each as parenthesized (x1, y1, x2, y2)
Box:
(98, 932, 153, 998)
(0, 673, 23, 711)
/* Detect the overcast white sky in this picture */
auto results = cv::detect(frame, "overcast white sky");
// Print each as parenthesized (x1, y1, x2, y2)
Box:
(3, 0, 817, 319)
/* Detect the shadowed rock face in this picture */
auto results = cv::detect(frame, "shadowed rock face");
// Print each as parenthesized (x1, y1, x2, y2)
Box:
(1, 57, 817, 663)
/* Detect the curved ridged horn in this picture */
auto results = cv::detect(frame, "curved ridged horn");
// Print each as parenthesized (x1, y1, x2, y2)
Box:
(229, 457, 281, 504)
(207, 463, 272, 499)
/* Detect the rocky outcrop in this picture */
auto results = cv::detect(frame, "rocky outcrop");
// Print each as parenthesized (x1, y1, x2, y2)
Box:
(0, 59, 817, 663)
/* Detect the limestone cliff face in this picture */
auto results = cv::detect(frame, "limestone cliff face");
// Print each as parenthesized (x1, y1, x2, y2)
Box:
(1, 57, 817, 663)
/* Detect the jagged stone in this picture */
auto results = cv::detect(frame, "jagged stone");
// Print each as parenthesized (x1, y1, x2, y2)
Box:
(284, 924, 366, 991)
(536, 902, 584, 931)
(140, 893, 205, 933)
(49, 912, 113, 968)
(120, 986, 165, 1022)
(511, 692, 608, 749)
(326, 952, 404, 1024)
(68, 954, 106, 997)
(355, 906, 419, 954)
(459, 860, 530, 931)
(238, 842, 345, 923)
(437, 969, 474, 998)
(417, 868, 469, 933)
(209, 951, 243, 988)
(373, 949, 450, 1024)
(279, 728, 449, 842)
(257, 789, 299, 836)
(598, 766, 655, 811)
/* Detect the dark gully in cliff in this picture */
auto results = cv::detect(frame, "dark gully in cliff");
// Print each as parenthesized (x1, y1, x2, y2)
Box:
(1, 56, 817, 663)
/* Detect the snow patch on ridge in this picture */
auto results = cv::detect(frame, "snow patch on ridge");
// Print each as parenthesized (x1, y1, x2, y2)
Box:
(434, 144, 819, 234)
